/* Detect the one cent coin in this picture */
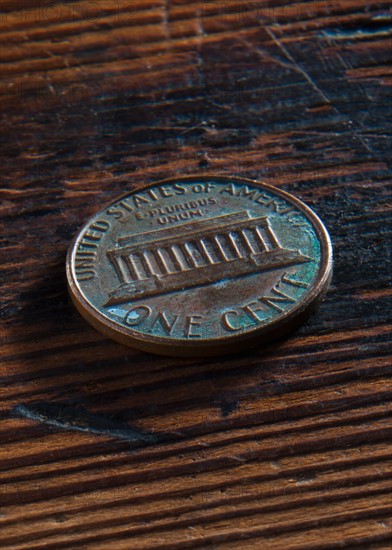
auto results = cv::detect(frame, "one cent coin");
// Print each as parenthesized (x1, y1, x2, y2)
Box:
(66, 176, 332, 356)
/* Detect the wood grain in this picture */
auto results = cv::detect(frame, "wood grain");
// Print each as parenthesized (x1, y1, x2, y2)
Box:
(1, 0, 391, 548)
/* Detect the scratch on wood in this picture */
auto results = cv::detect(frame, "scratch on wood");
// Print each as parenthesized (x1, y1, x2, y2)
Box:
(162, 0, 171, 42)
(13, 402, 167, 445)
(196, 6, 207, 92)
(265, 26, 377, 156)
(265, 27, 331, 105)
(320, 26, 392, 40)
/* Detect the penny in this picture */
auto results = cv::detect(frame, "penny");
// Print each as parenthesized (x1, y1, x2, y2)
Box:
(66, 176, 332, 356)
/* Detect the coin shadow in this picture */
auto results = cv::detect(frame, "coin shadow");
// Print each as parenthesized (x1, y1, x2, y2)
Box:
(10, 257, 316, 444)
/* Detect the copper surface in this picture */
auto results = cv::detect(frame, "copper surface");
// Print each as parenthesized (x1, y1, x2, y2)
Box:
(66, 176, 333, 356)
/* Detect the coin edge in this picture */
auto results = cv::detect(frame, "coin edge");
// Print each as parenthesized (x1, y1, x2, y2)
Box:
(66, 175, 333, 356)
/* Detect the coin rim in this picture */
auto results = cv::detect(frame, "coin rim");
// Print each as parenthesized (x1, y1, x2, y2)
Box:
(66, 175, 333, 356)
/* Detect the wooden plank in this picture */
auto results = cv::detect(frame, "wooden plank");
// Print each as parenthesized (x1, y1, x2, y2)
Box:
(1, 0, 391, 548)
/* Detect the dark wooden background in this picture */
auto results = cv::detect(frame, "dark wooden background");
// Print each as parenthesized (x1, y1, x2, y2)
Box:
(1, 1, 392, 548)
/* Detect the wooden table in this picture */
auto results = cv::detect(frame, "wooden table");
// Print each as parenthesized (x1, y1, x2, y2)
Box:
(1, 1, 391, 548)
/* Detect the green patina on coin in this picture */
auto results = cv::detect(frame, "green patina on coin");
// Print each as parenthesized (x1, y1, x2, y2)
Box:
(67, 176, 332, 356)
